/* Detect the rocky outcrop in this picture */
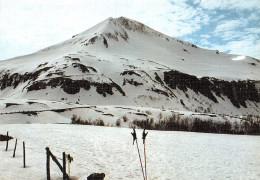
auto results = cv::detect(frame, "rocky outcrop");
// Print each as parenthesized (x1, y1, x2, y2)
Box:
(72, 63, 97, 73)
(0, 67, 52, 90)
(164, 70, 260, 108)
(27, 77, 125, 97)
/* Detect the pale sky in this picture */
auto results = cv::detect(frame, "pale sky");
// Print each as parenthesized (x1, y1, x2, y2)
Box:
(0, 0, 260, 60)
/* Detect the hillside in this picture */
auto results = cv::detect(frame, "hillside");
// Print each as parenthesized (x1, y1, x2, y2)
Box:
(0, 17, 260, 123)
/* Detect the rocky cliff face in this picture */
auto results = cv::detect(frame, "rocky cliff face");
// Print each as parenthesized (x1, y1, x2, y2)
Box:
(163, 70, 260, 108)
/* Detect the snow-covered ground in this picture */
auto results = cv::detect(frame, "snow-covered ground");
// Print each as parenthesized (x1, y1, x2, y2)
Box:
(0, 124, 260, 180)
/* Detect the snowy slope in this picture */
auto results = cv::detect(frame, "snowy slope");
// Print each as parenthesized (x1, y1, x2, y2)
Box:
(0, 17, 259, 118)
(1, 17, 259, 80)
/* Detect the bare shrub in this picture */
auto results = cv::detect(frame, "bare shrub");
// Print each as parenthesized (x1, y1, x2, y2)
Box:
(116, 119, 121, 127)
(145, 110, 152, 115)
(122, 115, 129, 122)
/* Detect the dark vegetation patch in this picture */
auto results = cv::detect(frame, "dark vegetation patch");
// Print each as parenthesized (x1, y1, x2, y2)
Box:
(72, 63, 97, 73)
(5, 103, 21, 108)
(164, 70, 260, 107)
(132, 114, 260, 135)
(71, 114, 105, 126)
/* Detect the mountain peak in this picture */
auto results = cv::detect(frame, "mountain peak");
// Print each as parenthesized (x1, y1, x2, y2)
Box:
(74, 16, 164, 41)
(112, 16, 147, 33)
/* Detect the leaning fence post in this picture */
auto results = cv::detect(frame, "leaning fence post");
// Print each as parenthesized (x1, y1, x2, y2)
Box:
(46, 147, 50, 180)
(63, 152, 66, 180)
(5, 131, 9, 151)
(13, 139, 18, 157)
(23, 141, 26, 168)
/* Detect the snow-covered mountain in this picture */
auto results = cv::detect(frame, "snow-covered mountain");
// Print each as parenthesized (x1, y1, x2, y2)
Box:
(0, 17, 260, 119)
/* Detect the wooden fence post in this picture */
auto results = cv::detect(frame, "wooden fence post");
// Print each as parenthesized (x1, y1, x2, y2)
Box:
(46, 147, 51, 180)
(13, 139, 17, 157)
(63, 152, 66, 180)
(23, 141, 26, 168)
(68, 154, 71, 177)
(5, 131, 9, 151)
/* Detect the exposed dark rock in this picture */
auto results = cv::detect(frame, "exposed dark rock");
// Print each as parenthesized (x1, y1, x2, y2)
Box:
(27, 101, 37, 105)
(87, 173, 105, 180)
(21, 111, 38, 116)
(71, 58, 80, 61)
(150, 88, 169, 97)
(89, 36, 98, 44)
(27, 77, 125, 97)
(120, 31, 129, 41)
(134, 112, 148, 116)
(27, 81, 47, 91)
(102, 113, 114, 117)
(164, 70, 218, 103)
(191, 44, 198, 48)
(121, 70, 141, 77)
(164, 70, 260, 108)
(105, 32, 118, 41)
(214, 80, 259, 108)
(72, 63, 97, 73)
(96, 83, 113, 97)
(123, 78, 143, 86)
(5, 103, 21, 108)
(37, 62, 48, 68)
(103, 37, 108, 48)
(0, 67, 52, 90)
(117, 17, 145, 34)
(154, 72, 164, 85)
(183, 49, 189, 53)
(180, 99, 185, 106)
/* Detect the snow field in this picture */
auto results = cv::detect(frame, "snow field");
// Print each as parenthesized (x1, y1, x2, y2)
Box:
(0, 124, 260, 180)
